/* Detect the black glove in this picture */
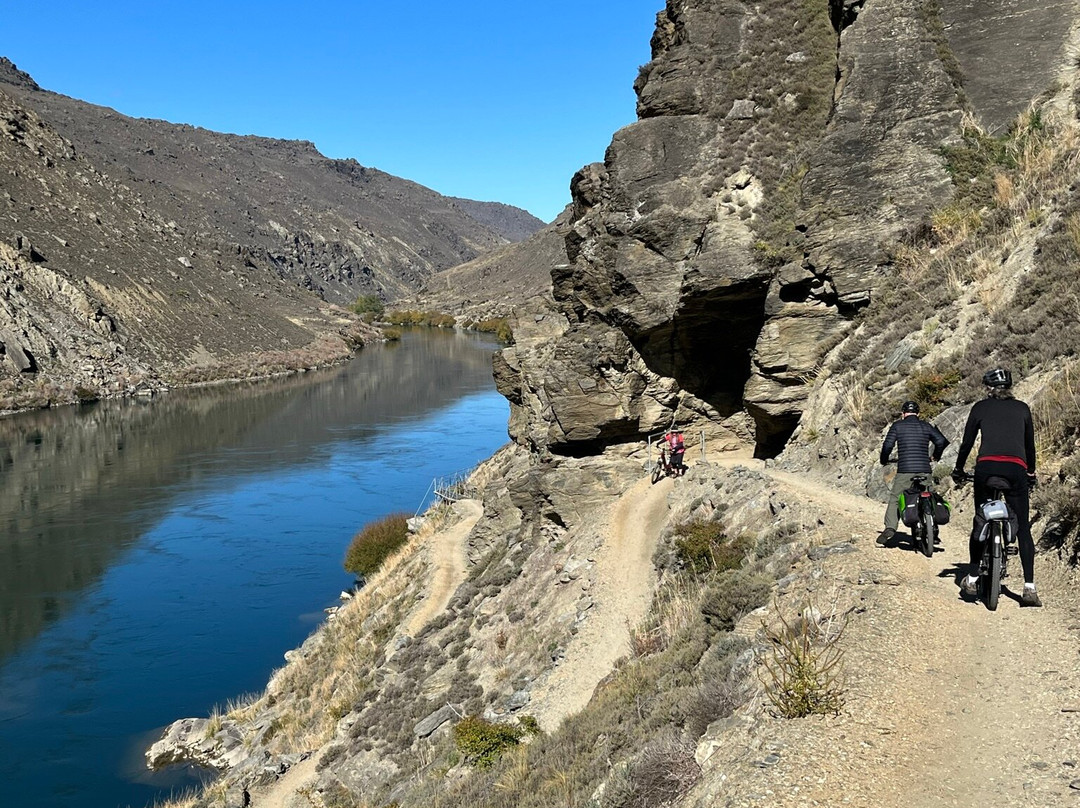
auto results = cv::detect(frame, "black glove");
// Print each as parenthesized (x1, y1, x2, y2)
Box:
(951, 468, 966, 485)
(1027, 473, 1038, 490)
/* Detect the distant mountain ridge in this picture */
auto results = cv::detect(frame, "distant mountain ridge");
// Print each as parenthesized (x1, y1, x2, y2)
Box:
(0, 57, 543, 305)
(0, 57, 544, 410)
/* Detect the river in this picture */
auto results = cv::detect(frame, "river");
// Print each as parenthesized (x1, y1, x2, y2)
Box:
(0, 329, 510, 808)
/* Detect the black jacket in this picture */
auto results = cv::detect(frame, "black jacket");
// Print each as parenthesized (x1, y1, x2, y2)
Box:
(955, 396, 1036, 471)
(880, 415, 949, 473)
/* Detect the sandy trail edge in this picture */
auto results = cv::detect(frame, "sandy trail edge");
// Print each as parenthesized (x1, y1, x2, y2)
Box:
(530, 473, 675, 732)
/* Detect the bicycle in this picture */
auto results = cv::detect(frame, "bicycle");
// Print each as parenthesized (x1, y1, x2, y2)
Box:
(956, 472, 1017, 611)
(898, 474, 941, 558)
(651, 447, 671, 484)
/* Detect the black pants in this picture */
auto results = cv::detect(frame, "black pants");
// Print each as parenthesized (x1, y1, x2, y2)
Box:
(968, 460, 1033, 584)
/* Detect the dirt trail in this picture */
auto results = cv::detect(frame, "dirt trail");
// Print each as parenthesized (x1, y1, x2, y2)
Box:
(248, 500, 483, 808)
(701, 464, 1080, 807)
(531, 473, 675, 731)
(404, 498, 482, 636)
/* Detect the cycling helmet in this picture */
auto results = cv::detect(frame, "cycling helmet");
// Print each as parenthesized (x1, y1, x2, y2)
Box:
(901, 401, 920, 414)
(982, 368, 1012, 389)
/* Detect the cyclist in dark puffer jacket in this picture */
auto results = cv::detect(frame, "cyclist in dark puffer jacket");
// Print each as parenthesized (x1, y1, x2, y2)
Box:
(951, 367, 1040, 606)
(878, 400, 949, 546)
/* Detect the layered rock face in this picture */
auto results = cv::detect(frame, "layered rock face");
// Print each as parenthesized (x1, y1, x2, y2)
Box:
(497, 0, 1077, 458)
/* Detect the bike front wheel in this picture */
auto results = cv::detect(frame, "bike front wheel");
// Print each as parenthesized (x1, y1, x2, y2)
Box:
(921, 512, 935, 558)
(984, 523, 1003, 611)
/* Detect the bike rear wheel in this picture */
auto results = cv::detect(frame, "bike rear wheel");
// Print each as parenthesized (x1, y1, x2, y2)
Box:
(921, 512, 935, 558)
(984, 523, 1002, 611)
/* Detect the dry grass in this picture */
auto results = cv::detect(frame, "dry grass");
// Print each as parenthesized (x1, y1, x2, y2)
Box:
(168, 334, 354, 387)
(629, 578, 702, 658)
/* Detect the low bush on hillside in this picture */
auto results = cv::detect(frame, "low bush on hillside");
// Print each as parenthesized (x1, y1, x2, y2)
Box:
(700, 568, 773, 631)
(463, 316, 514, 343)
(761, 601, 846, 718)
(673, 520, 754, 575)
(599, 732, 702, 808)
(385, 309, 457, 328)
(452, 715, 539, 769)
(350, 294, 385, 320)
(343, 512, 411, 577)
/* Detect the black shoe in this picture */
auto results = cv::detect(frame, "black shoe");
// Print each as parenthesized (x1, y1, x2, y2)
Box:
(876, 528, 895, 546)
(1021, 588, 1043, 607)
(960, 576, 978, 598)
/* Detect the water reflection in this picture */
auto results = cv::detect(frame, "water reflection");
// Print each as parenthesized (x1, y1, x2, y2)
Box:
(0, 330, 501, 664)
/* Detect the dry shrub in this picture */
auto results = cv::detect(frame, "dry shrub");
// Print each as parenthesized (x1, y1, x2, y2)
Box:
(602, 733, 701, 808)
(700, 569, 772, 631)
(343, 512, 411, 577)
(760, 602, 846, 718)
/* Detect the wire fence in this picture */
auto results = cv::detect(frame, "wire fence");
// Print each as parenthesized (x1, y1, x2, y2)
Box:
(414, 463, 480, 518)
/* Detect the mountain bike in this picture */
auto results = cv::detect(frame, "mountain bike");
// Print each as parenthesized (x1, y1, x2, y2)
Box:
(651, 447, 675, 484)
(957, 472, 1017, 611)
(898, 474, 940, 558)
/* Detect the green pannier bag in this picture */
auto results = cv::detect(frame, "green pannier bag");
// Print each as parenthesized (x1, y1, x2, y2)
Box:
(898, 489, 920, 528)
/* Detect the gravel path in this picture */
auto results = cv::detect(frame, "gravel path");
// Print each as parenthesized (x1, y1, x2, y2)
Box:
(696, 469, 1080, 807)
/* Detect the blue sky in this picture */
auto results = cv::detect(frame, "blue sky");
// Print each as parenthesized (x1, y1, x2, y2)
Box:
(1, 1, 661, 222)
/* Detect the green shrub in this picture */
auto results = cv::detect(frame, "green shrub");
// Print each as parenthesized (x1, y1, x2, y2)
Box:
(700, 569, 772, 631)
(452, 715, 525, 768)
(673, 520, 753, 574)
(381, 326, 403, 341)
(343, 512, 411, 577)
(385, 309, 457, 328)
(350, 294, 385, 319)
(471, 317, 514, 343)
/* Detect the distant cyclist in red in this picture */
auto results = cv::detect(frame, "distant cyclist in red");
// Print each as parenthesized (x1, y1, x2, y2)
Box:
(665, 430, 686, 476)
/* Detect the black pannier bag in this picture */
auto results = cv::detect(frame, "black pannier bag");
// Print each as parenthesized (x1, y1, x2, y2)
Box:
(898, 489, 921, 528)
(933, 492, 951, 524)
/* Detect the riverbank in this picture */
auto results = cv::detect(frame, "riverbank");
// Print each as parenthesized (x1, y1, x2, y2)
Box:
(0, 320, 380, 418)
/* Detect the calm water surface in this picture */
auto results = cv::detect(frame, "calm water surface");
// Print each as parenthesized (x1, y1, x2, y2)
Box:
(0, 330, 510, 808)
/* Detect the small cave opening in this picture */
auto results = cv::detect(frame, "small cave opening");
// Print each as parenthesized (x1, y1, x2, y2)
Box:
(748, 408, 801, 460)
(629, 280, 770, 420)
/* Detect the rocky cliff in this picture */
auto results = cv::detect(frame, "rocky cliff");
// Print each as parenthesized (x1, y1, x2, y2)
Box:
(496, 0, 1077, 460)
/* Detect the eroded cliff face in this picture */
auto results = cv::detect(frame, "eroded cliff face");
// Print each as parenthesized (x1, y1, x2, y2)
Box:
(498, 0, 1078, 458)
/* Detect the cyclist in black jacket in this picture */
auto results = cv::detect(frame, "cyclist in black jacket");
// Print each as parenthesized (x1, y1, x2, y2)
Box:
(951, 368, 1040, 606)
(877, 400, 949, 546)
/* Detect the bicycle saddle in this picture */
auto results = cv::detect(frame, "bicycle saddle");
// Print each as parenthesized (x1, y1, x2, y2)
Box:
(984, 475, 1012, 491)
